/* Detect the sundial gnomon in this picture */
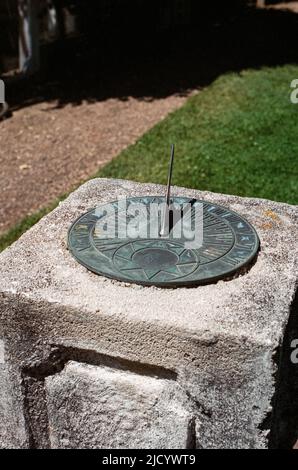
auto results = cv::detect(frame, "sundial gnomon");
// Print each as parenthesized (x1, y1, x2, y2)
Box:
(68, 145, 259, 287)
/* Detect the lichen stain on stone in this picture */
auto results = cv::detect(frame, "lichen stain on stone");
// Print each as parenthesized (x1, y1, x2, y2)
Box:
(260, 222, 274, 230)
(263, 210, 281, 223)
(260, 210, 283, 230)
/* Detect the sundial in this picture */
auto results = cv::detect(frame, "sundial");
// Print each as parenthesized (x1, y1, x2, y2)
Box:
(68, 146, 259, 287)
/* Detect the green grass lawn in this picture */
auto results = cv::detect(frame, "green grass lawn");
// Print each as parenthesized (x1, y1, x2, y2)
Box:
(98, 65, 298, 205)
(1, 64, 297, 252)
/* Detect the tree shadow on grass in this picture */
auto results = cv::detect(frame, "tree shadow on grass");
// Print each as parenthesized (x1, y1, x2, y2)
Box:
(5, 5, 298, 111)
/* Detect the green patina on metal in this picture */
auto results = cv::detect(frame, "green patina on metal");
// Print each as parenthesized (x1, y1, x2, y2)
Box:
(68, 196, 259, 287)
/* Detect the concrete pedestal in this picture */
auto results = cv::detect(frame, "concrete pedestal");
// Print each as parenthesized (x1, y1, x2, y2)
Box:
(0, 178, 297, 449)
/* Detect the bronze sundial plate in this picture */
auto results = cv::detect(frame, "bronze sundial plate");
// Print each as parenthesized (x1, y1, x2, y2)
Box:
(68, 196, 259, 287)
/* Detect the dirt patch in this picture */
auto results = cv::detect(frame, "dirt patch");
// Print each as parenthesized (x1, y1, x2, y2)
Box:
(0, 92, 194, 234)
(263, 2, 298, 14)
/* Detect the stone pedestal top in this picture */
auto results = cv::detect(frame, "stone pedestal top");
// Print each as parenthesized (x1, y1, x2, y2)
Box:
(0, 178, 296, 346)
(0, 178, 297, 449)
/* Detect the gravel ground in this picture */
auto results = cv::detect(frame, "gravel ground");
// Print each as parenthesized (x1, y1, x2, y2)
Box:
(266, 2, 298, 14)
(0, 92, 194, 235)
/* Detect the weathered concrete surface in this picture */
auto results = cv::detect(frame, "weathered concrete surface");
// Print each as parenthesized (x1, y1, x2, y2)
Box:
(46, 361, 193, 449)
(0, 178, 297, 449)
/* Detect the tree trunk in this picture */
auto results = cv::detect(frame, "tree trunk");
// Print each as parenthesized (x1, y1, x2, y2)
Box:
(18, 0, 40, 74)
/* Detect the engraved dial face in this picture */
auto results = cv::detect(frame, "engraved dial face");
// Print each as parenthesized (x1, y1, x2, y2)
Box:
(68, 196, 259, 287)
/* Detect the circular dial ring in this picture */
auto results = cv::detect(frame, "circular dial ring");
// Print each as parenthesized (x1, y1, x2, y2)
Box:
(68, 196, 259, 287)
